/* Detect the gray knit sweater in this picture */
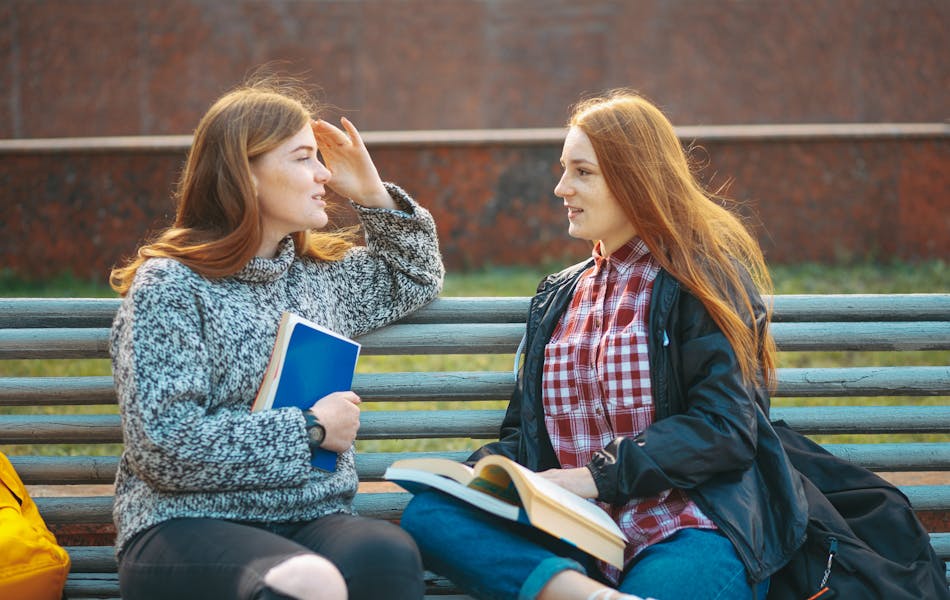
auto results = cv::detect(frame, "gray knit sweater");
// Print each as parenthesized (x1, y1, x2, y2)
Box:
(109, 184, 444, 557)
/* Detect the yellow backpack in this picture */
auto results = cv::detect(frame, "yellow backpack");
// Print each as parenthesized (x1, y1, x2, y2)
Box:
(0, 452, 71, 600)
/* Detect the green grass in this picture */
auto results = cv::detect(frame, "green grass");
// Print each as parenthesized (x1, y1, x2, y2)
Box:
(1, 260, 947, 457)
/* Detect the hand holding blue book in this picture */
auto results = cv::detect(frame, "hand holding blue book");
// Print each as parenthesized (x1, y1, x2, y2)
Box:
(252, 312, 361, 471)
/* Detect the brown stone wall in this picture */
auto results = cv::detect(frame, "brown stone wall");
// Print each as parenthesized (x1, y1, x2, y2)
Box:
(2, 129, 946, 283)
(2, 0, 948, 138)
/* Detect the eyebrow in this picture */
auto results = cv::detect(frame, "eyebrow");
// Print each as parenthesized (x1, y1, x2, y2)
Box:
(289, 145, 316, 154)
(561, 157, 598, 167)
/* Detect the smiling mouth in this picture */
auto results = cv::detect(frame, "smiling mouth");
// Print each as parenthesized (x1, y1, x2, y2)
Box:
(567, 207, 583, 218)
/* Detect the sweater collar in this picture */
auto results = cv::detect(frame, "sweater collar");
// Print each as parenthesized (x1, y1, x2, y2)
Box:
(232, 237, 296, 283)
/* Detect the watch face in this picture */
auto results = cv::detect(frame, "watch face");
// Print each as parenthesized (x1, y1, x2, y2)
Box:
(308, 422, 326, 445)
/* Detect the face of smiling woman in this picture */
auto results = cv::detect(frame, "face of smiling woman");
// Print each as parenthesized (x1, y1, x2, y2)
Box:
(250, 123, 332, 258)
(553, 127, 637, 255)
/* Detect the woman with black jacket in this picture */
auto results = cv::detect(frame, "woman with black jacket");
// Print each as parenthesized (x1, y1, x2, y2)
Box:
(400, 90, 807, 600)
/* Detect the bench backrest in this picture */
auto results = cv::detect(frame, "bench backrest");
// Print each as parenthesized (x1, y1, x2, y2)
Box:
(0, 294, 948, 578)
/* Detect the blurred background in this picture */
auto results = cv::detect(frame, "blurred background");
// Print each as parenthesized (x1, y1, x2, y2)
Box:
(0, 0, 948, 286)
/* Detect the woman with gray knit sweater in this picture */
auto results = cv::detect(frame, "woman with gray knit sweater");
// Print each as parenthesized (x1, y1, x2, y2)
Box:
(108, 77, 444, 600)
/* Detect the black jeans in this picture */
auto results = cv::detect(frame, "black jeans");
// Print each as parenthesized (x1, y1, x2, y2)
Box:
(118, 513, 424, 600)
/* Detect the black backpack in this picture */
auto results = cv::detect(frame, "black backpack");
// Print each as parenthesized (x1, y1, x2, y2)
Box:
(767, 421, 948, 600)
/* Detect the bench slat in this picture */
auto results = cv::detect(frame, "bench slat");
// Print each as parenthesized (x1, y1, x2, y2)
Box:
(0, 298, 120, 328)
(4, 408, 948, 445)
(12, 455, 118, 485)
(33, 486, 950, 526)
(11, 441, 947, 486)
(3, 366, 948, 407)
(769, 405, 950, 434)
(60, 571, 471, 599)
(769, 294, 950, 322)
(65, 537, 950, 573)
(3, 295, 948, 328)
(774, 366, 950, 397)
(770, 321, 950, 351)
(0, 376, 116, 405)
(4, 321, 950, 359)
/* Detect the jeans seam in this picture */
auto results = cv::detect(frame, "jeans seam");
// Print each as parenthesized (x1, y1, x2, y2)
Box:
(709, 563, 749, 600)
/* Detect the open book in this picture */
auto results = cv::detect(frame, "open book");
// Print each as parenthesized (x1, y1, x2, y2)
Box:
(253, 312, 361, 471)
(384, 454, 627, 567)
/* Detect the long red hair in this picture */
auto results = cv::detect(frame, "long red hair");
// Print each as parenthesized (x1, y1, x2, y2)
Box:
(110, 77, 356, 296)
(570, 90, 776, 388)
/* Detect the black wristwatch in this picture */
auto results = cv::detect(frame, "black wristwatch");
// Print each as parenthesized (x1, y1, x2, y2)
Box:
(303, 411, 326, 450)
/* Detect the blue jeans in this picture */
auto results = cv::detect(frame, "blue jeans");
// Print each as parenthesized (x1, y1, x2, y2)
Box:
(401, 490, 769, 600)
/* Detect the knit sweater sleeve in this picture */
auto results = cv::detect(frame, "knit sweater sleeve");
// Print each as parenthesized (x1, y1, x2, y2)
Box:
(324, 183, 445, 336)
(110, 263, 312, 493)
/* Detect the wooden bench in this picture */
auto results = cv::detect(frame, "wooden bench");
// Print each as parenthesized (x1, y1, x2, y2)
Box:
(1, 294, 948, 597)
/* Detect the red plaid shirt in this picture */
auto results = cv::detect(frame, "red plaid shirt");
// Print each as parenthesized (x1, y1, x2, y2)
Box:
(541, 238, 716, 580)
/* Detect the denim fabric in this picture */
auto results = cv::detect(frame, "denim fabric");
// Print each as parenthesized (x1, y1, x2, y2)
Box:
(401, 490, 769, 600)
(616, 528, 770, 600)
(402, 490, 597, 600)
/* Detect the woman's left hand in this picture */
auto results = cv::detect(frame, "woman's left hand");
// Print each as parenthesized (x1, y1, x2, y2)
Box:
(312, 117, 394, 209)
(536, 467, 599, 499)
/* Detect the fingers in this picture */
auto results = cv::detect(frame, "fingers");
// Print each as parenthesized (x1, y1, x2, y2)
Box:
(313, 117, 364, 149)
(339, 117, 366, 149)
(312, 119, 348, 148)
(308, 392, 362, 453)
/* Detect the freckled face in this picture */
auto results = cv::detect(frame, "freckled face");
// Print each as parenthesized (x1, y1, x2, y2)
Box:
(250, 124, 332, 257)
(554, 127, 636, 255)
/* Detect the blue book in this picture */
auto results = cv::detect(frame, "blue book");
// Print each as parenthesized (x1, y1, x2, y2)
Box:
(252, 312, 361, 471)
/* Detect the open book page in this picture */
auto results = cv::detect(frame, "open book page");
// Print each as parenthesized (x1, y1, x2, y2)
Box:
(385, 454, 628, 567)
(387, 457, 476, 485)
(484, 458, 625, 541)
(384, 459, 521, 521)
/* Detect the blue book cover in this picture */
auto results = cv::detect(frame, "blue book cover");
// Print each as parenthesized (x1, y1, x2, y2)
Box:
(253, 312, 361, 471)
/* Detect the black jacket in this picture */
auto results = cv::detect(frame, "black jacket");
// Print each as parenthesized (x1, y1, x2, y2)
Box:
(471, 259, 808, 582)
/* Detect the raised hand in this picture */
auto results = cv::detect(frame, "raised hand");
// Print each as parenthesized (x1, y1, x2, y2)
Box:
(312, 117, 394, 209)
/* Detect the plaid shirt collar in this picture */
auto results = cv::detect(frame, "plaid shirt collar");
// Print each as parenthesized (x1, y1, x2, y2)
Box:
(591, 237, 652, 276)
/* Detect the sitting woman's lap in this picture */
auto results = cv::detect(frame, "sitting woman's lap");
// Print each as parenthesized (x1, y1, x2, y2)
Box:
(401, 490, 769, 600)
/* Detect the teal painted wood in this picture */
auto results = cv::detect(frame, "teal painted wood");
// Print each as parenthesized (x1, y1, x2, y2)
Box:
(3, 407, 949, 444)
(2, 294, 948, 328)
(30, 485, 950, 526)
(2, 366, 947, 407)
(2, 293, 947, 595)
(3, 320, 950, 359)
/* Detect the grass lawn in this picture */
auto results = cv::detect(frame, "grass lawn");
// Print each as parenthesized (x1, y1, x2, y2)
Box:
(1, 260, 947, 456)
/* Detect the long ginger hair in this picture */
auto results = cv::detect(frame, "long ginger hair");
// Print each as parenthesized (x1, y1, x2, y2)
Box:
(570, 90, 777, 388)
(110, 77, 356, 296)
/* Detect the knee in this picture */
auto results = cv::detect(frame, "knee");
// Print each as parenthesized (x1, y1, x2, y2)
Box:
(401, 490, 452, 536)
(343, 522, 423, 599)
(263, 554, 346, 600)
(356, 521, 422, 571)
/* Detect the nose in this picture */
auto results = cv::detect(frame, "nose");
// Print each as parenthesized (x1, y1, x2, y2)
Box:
(313, 160, 332, 184)
(554, 173, 571, 199)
